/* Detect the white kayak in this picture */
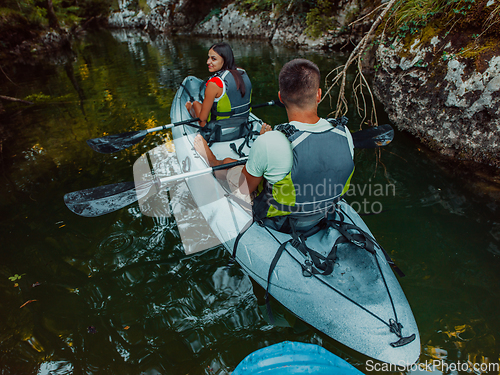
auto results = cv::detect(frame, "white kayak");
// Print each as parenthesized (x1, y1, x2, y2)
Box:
(160, 76, 420, 365)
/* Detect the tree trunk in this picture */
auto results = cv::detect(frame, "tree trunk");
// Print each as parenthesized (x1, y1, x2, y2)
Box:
(46, 0, 61, 31)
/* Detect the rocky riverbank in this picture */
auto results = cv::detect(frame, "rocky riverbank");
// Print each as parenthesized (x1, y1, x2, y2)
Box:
(374, 37, 500, 169)
(107, 0, 500, 173)
(108, 0, 371, 49)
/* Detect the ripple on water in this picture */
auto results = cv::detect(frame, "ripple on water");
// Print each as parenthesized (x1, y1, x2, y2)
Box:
(98, 231, 135, 254)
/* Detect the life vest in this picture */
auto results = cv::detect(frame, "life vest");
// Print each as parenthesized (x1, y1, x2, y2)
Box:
(202, 69, 253, 143)
(252, 118, 355, 232)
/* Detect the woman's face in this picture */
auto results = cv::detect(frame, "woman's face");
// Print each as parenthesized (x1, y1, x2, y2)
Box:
(207, 48, 224, 73)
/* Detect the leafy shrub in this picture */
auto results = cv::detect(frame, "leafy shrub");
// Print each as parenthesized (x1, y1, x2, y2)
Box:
(305, 0, 336, 37)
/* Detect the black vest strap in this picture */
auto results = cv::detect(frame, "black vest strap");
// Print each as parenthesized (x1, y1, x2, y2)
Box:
(275, 123, 298, 138)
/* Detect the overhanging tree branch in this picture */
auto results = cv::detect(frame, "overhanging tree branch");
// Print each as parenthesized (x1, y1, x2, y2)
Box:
(322, 0, 397, 128)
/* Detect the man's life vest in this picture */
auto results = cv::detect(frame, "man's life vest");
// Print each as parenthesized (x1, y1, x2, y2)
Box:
(231, 118, 406, 301)
(252, 119, 355, 233)
(202, 69, 253, 143)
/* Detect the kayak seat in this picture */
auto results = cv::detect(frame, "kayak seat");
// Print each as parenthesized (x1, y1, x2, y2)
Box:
(200, 117, 254, 144)
(191, 117, 261, 158)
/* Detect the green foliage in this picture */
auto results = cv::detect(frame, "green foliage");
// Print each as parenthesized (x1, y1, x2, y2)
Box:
(238, 0, 282, 13)
(54, 1, 82, 28)
(201, 7, 222, 24)
(1, 0, 113, 57)
(1, 0, 112, 30)
(305, 0, 336, 37)
(393, 0, 443, 29)
(8, 273, 25, 282)
(238, 0, 319, 16)
(0, 9, 44, 51)
(82, 0, 113, 19)
(138, 0, 151, 14)
(29, 5, 48, 26)
(387, 0, 479, 41)
(123, 0, 149, 14)
(441, 50, 454, 60)
(237, 0, 340, 38)
(24, 92, 72, 103)
(0, 1, 48, 28)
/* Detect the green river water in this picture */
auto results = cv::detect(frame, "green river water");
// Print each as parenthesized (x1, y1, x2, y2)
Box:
(0, 30, 499, 374)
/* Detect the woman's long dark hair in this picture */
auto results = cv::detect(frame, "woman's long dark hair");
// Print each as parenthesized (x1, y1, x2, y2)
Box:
(210, 42, 246, 97)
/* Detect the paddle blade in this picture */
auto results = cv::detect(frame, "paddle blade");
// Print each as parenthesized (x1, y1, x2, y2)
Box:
(87, 130, 149, 154)
(352, 124, 394, 149)
(133, 143, 181, 218)
(64, 181, 151, 217)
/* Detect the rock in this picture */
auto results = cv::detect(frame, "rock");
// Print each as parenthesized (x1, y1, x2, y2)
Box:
(108, 0, 367, 49)
(193, 4, 273, 40)
(374, 37, 500, 168)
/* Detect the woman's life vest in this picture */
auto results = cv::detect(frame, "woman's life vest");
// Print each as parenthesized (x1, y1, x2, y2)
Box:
(203, 69, 253, 143)
(252, 118, 355, 232)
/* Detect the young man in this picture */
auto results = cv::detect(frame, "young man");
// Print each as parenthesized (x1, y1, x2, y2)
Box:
(195, 58, 354, 231)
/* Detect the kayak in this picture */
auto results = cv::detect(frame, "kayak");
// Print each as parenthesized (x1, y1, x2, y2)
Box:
(232, 341, 364, 374)
(161, 76, 420, 364)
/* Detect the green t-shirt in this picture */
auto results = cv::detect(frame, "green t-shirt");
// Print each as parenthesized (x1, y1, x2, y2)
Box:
(246, 118, 354, 184)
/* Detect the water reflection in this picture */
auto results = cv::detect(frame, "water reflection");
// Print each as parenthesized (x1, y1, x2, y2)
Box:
(422, 315, 498, 374)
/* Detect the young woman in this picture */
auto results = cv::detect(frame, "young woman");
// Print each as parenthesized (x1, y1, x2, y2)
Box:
(185, 42, 252, 133)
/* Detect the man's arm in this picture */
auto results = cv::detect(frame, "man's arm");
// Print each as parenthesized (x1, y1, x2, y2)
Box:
(238, 166, 263, 195)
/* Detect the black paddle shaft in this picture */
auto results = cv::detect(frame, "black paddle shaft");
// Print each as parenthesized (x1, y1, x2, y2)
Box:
(86, 117, 201, 154)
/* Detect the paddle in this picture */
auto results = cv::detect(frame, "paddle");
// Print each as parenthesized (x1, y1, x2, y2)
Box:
(253, 99, 285, 109)
(86, 117, 200, 154)
(351, 124, 393, 148)
(87, 99, 285, 154)
(64, 159, 248, 217)
(65, 124, 394, 217)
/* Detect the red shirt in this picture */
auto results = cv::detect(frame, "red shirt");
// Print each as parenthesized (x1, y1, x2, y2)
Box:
(206, 76, 224, 88)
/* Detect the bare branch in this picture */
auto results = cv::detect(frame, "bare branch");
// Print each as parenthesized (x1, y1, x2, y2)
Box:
(0, 95, 34, 105)
(348, 2, 386, 27)
(322, 0, 398, 124)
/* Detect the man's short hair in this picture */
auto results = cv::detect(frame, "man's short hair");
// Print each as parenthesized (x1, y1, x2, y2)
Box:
(279, 59, 320, 108)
